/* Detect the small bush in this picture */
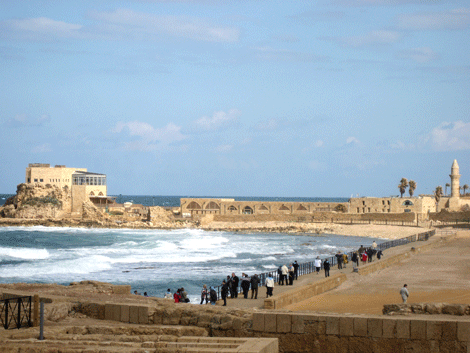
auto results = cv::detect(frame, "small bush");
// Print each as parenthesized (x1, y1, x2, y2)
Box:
(334, 204, 347, 212)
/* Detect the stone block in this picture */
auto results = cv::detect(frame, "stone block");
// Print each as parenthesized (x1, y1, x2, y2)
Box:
(339, 317, 354, 337)
(138, 306, 149, 324)
(410, 320, 427, 340)
(442, 304, 466, 316)
(442, 321, 457, 341)
(129, 305, 139, 324)
(253, 313, 264, 332)
(112, 285, 131, 295)
(264, 313, 277, 333)
(457, 321, 470, 342)
(104, 303, 113, 321)
(353, 317, 368, 337)
(426, 321, 442, 340)
(120, 305, 129, 323)
(368, 318, 382, 338)
(291, 314, 305, 334)
(277, 314, 292, 333)
(382, 319, 396, 338)
(396, 319, 410, 339)
(326, 316, 340, 335)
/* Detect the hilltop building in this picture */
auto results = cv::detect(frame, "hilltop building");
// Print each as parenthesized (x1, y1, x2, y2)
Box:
(25, 163, 111, 214)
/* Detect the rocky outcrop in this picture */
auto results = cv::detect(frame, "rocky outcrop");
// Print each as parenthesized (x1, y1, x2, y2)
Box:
(383, 302, 470, 315)
(0, 183, 71, 219)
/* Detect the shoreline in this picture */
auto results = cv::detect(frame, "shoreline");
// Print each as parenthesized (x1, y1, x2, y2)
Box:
(0, 217, 429, 240)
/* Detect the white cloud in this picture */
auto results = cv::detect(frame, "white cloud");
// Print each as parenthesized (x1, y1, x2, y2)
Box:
(89, 9, 239, 42)
(112, 121, 186, 151)
(397, 8, 470, 30)
(5, 114, 51, 127)
(194, 109, 240, 131)
(253, 46, 329, 62)
(314, 140, 324, 147)
(346, 136, 361, 145)
(1, 9, 239, 43)
(430, 121, 470, 151)
(2, 17, 82, 40)
(398, 47, 439, 63)
(341, 30, 403, 47)
(31, 143, 52, 153)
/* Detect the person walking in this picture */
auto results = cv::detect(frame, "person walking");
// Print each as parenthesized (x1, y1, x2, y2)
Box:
(221, 280, 229, 306)
(293, 261, 299, 280)
(266, 275, 274, 297)
(314, 256, 322, 275)
(352, 252, 359, 267)
(323, 259, 330, 277)
(231, 273, 239, 298)
(281, 264, 288, 285)
(241, 273, 251, 299)
(335, 251, 343, 270)
(400, 284, 409, 303)
(250, 274, 260, 299)
(209, 287, 217, 305)
(288, 264, 294, 285)
(200, 284, 208, 304)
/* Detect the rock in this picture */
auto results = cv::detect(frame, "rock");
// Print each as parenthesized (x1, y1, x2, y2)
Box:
(442, 303, 466, 315)
(425, 303, 443, 314)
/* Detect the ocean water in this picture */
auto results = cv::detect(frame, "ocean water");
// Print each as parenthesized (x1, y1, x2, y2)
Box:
(0, 194, 369, 302)
(0, 226, 382, 303)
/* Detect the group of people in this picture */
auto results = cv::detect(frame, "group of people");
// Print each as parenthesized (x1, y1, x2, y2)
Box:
(161, 241, 386, 305)
(163, 288, 190, 303)
(277, 261, 299, 286)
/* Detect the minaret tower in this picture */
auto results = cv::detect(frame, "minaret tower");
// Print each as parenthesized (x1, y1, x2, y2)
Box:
(449, 159, 461, 210)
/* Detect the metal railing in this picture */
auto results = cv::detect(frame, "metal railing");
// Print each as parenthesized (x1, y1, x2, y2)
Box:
(208, 229, 435, 301)
(312, 219, 419, 227)
(0, 296, 33, 329)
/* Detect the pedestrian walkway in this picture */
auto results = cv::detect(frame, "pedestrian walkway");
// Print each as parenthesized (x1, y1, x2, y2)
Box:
(221, 232, 448, 310)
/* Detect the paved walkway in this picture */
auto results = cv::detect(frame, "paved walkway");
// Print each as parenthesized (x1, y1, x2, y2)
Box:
(219, 231, 448, 310)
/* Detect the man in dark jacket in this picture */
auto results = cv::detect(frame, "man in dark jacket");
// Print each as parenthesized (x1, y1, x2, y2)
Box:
(221, 280, 229, 306)
(231, 273, 239, 298)
(293, 261, 299, 280)
(335, 251, 343, 269)
(323, 259, 330, 277)
(241, 273, 251, 299)
(250, 274, 260, 299)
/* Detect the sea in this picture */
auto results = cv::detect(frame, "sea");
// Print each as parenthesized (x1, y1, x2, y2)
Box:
(0, 194, 382, 303)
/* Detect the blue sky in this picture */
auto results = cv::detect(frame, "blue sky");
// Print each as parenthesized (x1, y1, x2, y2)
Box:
(0, 0, 469, 198)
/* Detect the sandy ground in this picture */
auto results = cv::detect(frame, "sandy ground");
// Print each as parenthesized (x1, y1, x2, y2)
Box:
(285, 230, 470, 315)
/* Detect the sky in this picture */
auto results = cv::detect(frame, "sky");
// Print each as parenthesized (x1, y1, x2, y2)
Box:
(0, 0, 469, 198)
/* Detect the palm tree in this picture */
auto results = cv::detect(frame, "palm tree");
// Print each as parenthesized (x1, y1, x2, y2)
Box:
(398, 178, 408, 197)
(445, 183, 450, 196)
(463, 184, 469, 196)
(408, 180, 417, 197)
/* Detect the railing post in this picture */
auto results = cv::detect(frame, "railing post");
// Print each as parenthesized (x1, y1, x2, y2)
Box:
(4, 299, 9, 329)
(17, 297, 22, 329)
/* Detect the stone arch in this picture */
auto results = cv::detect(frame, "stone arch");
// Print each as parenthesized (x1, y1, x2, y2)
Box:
(403, 200, 414, 206)
(89, 191, 95, 196)
(243, 206, 253, 214)
(259, 204, 268, 211)
(205, 201, 220, 210)
(228, 205, 237, 211)
(98, 192, 104, 196)
(187, 201, 202, 210)
(279, 204, 290, 211)
(297, 204, 307, 211)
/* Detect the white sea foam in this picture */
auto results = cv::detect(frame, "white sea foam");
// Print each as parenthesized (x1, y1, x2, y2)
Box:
(0, 247, 49, 260)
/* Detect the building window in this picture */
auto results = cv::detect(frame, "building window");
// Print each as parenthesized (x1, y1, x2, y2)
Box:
(403, 200, 414, 206)
(40, 179, 43, 182)
(243, 206, 253, 214)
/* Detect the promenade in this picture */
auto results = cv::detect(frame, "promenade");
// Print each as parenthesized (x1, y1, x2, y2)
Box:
(223, 230, 470, 313)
